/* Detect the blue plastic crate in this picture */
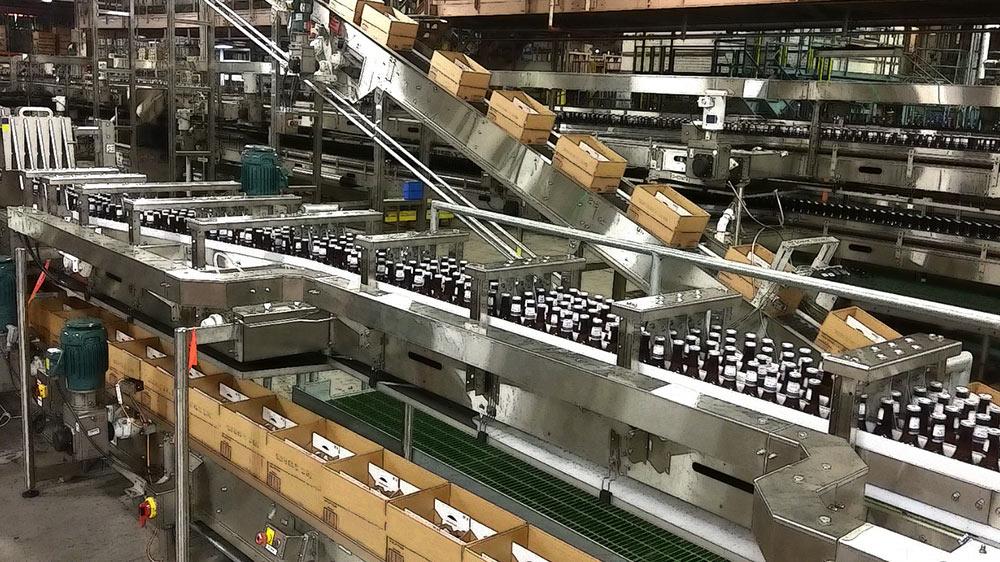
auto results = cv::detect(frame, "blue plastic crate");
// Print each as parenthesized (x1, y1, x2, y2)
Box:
(402, 180, 424, 201)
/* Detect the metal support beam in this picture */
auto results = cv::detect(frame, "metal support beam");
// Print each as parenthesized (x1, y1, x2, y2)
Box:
(401, 402, 414, 460)
(90, 0, 100, 121)
(173, 327, 191, 562)
(167, 0, 178, 179)
(205, 4, 218, 180)
(16, 248, 37, 498)
(172, 322, 236, 562)
(269, 11, 281, 149)
(128, 0, 138, 171)
(371, 90, 386, 234)
(805, 101, 823, 176)
(312, 92, 324, 203)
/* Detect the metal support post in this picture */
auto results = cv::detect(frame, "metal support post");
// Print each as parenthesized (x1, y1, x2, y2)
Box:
(805, 101, 823, 177)
(167, 0, 178, 179)
(90, 0, 101, 121)
(16, 248, 37, 498)
(827, 375, 858, 442)
(269, 11, 281, 150)
(312, 91, 324, 203)
(615, 317, 636, 369)
(416, 125, 432, 231)
(173, 327, 191, 562)
(371, 91, 387, 234)
(401, 402, 414, 460)
(128, 0, 139, 171)
(648, 253, 662, 295)
(205, 6, 218, 180)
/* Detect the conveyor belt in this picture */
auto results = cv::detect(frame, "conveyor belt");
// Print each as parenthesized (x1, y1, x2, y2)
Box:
(329, 391, 725, 562)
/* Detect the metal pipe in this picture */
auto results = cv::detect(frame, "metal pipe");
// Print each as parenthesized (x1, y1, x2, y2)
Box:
(90, 0, 100, 121)
(167, 0, 177, 179)
(402, 402, 414, 460)
(432, 201, 1000, 336)
(173, 327, 191, 562)
(15, 248, 37, 498)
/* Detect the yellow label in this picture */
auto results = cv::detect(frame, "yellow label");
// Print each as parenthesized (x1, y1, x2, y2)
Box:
(37, 382, 48, 399)
(265, 527, 276, 545)
(1, 124, 9, 133)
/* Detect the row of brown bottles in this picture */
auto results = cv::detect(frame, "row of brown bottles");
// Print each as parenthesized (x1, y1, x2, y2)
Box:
(858, 386, 1000, 471)
(637, 327, 833, 418)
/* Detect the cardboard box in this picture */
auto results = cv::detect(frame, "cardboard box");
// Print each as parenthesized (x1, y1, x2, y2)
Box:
(319, 449, 448, 556)
(814, 306, 901, 354)
(627, 184, 710, 247)
(138, 355, 228, 405)
(220, 438, 268, 481)
(39, 296, 98, 345)
(428, 51, 491, 102)
(137, 389, 174, 423)
(969, 382, 1000, 405)
(486, 90, 555, 145)
(717, 244, 804, 317)
(552, 134, 627, 193)
(219, 396, 322, 452)
(464, 525, 599, 562)
(360, 4, 417, 51)
(387, 483, 526, 562)
(332, 0, 391, 25)
(108, 337, 165, 380)
(189, 374, 273, 424)
(262, 419, 382, 507)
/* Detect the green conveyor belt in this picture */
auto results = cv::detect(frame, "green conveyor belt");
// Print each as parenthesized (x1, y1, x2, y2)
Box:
(331, 391, 726, 562)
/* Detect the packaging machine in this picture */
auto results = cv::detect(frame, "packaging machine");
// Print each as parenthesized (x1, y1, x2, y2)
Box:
(6, 172, 1000, 562)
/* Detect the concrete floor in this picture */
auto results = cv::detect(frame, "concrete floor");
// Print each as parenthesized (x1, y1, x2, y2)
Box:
(0, 393, 227, 562)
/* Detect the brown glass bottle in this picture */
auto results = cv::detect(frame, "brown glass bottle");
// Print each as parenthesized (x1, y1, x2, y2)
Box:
(952, 420, 977, 463)
(925, 413, 946, 455)
(856, 394, 869, 430)
(900, 404, 922, 446)
(684, 345, 701, 379)
(984, 428, 1000, 472)
(944, 405, 962, 446)
(668, 339, 685, 373)
(703, 350, 721, 386)
(873, 397, 896, 439)
(916, 397, 933, 438)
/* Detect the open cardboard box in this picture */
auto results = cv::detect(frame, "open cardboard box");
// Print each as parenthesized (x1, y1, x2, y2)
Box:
(41, 296, 99, 345)
(429, 51, 492, 102)
(318, 448, 448, 557)
(219, 395, 322, 452)
(330, 0, 389, 25)
(387, 483, 526, 562)
(627, 184, 710, 248)
(464, 525, 599, 562)
(262, 419, 382, 505)
(107, 337, 169, 381)
(552, 134, 627, 193)
(486, 90, 555, 145)
(214, 396, 320, 480)
(814, 306, 901, 354)
(717, 244, 804, 317)
(360, 4, 417, 51)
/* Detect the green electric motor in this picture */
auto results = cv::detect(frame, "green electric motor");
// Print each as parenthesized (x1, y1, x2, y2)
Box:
(0, 256, 14, 331)
(240, 145, 287, 196)
(57, 317, 108, 392)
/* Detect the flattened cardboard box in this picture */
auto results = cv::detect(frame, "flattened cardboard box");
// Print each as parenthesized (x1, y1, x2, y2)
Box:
(815, 306, 900, 354)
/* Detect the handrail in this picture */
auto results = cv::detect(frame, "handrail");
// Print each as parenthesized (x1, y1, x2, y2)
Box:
(431, 200, 1000, 336)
